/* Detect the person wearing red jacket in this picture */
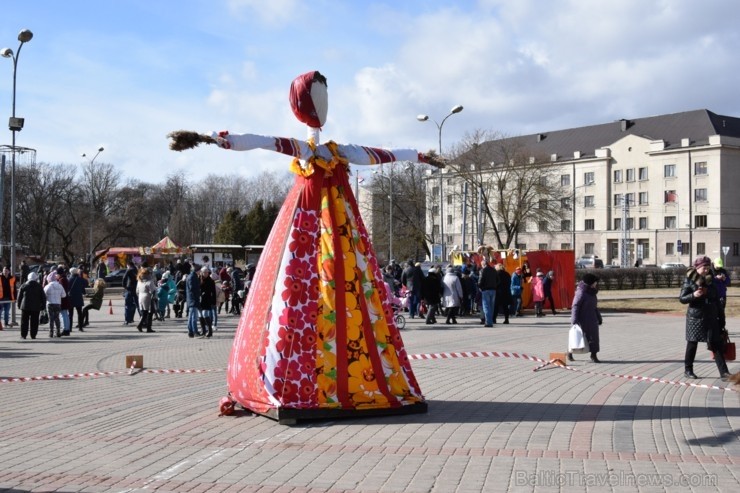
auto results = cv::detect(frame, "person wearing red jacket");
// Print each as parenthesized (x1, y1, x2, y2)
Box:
(0, 266, 17, 327)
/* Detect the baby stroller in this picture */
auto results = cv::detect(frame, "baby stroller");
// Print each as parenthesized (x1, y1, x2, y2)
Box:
(392, 302, 406, 330)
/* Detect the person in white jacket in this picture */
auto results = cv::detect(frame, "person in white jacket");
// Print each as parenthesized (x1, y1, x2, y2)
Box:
(43, 273, 66, 338)
(442, 267, 464, 325)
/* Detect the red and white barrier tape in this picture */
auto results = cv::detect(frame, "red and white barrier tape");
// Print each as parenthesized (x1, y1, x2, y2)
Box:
(2, 350, 736, 393)
(409, 350, 738, 393)
(0, 367, 224, 384)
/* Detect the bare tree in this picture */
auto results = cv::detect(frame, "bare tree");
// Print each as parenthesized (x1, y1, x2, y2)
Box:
(448, 130, 564, 249)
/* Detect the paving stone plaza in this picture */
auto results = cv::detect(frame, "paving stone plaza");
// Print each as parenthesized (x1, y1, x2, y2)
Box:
(1, 294, 738, 492)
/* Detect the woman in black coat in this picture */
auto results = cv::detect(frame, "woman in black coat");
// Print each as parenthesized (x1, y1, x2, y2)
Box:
(679, 256, 731, 380)
(17, 272, 46, 339)
(569, 273, 602, 363)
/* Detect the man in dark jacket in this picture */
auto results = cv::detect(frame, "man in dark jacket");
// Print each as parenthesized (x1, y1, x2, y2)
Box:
(478, 261, 499, 327)
(401, 260, 424, 318)
(492, 263, 512, 324)
(422, 266, 442, 324)
(122, 260, 138, 325)
(186, 268, 201, 338)
(17, 272, 46, 339)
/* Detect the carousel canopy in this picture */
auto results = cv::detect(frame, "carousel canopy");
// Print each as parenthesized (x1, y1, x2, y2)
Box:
(144, 236, 190, 255)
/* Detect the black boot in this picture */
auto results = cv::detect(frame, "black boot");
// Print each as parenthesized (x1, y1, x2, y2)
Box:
(206, 321, 213, 338)
(590, 352, 600, 363)
(199, 317, 207, 337)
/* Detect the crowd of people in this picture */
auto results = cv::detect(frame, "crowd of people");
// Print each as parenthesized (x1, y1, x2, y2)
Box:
(381, 258, 559, 327)
(7, 253, 736, 381)
(120, 256, 251, 338)
(7, 256, 252, 340)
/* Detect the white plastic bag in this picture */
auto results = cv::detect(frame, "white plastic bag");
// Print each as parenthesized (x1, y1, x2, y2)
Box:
(568, 323, 590, 354)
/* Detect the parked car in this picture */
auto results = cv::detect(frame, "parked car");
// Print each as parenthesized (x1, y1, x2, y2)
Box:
(575, 255, 604, 269)
(104, 269, 128, 287)
(660, 262, 687, 269)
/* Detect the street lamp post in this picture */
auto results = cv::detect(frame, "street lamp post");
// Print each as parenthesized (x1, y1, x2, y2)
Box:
(417, 105, 463, 263)
(82, 147, 104, 273)
(2, 29, 33, 326)
(373, 170, 393, 262)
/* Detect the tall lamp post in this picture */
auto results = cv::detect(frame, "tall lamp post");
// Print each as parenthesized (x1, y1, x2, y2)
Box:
(417, 105, 463, 263)
(373, 170, 393, 261)
(2, 29, 33, 326)
(82, 147, 104, 272)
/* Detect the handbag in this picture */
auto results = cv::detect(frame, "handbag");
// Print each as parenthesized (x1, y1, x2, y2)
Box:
(713, 332, 736, 361)
(40, 309, 49, 325)
(568, 323, 590, 354)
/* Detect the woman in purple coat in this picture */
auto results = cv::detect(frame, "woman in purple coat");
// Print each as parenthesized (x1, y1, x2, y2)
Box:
(569, 273, 603, 363)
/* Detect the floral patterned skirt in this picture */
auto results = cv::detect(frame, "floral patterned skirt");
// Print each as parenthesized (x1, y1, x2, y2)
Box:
(227, 164, 424, 414)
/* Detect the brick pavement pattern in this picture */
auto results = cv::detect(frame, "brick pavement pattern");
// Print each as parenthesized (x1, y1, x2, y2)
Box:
(1, 295, 738, 492)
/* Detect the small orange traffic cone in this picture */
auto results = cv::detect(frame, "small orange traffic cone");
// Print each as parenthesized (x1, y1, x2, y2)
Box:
(109, 300, 114, 315)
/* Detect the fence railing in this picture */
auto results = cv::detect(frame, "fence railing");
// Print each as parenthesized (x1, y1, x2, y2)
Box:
(575, 266, 735, 290)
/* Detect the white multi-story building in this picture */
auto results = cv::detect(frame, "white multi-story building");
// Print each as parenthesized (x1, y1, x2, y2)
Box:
(428, 109, 740, 267)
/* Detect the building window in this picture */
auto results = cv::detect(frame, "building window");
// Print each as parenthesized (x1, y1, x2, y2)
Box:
(697, 242, 706, 255)
(561, 197, 571, 210)
(664, 164, 675, 177)
(639, 217, 648, 229)
(626, 218, 634, 230)
(538, 243, 548, 250)
(614, 218, 622, 230)
(447, 214, 453, 225)
(695, 188, 707, 202)
(538, 221, 548, 232)
(498, 222, 506, 232)
(584, 172, 595, 185)
(666, 242, 675, 255)
(613, 194, 622, 206)
(695, 215, 707, 228)
(734, 242, 739, 256)
(447, 195, 453, 205)
(638, 167, 648, 180)
(561, 219, 571, 231)
(694, 161, 707, 175)
(613, 169, 622, 183)
(432, 224, 439, 235)
(517, 243, 527, 250)
(639, 192, 648, 205)
(561, 174, 571, 187)
(432, 186, 439, 196)
(539, 199, 548, 210)
(432, 206, 439, 216)
(585, 219, 595, 230)
(561, 243, 571, 250)
(665, 190, 677, 203)
(624, 193, 635, 206)
(584, 196, 595, 208)
(584, 243, 595, 254)
(665, 216, 676, 229)
(626, 168, 635, 182)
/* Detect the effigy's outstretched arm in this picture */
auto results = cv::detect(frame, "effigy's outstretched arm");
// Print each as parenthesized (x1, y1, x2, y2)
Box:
(168, 129, 445, 167)
(214, 131, 444, 167)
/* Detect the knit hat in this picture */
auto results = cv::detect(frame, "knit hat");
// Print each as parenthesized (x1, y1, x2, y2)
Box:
(582, 273, 599, 285)
(547, 271, 554, 277)
(693, 256, 711, 269)
(28, 272, 38, 282)
(714, 257, 724, 268)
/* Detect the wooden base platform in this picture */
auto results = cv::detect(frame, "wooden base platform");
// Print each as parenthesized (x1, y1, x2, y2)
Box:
(249, 401, 429, 425)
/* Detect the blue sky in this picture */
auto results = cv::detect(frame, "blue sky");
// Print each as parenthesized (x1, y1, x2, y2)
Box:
(1, 0, 739, 182)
